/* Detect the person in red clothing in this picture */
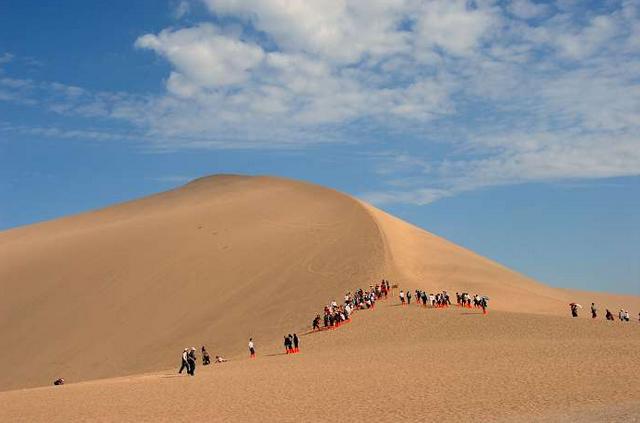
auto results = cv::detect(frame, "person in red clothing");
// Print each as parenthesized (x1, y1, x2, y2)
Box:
(293, 333, 300, 353)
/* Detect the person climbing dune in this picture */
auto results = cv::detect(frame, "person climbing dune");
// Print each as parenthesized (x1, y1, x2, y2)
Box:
(249, 338, 256, 358)
(187, 347, 197, 376)
(178, 348, 189, 374)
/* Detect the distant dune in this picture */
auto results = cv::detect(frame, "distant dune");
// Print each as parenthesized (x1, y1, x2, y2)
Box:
(1, 175, 638, 393)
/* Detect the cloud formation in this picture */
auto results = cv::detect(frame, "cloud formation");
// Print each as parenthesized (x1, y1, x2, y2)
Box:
(2, 1, 640, 205)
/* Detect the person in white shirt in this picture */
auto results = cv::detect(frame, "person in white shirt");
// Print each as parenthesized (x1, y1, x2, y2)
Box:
(248, 338, 256, 358)
(178, 347, 189, 374)
(399, 290, 405, 304)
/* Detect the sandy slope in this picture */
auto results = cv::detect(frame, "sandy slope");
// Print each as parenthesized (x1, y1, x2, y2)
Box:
(0, 176, 385, 391)
(363, 204, 640, 315)
(0, 174, 638, 396)
(1, 303, 639, 422)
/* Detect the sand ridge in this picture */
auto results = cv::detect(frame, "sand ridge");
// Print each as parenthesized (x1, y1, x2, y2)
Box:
(1, 174, 638, 397)
(1, 300, 638, 422)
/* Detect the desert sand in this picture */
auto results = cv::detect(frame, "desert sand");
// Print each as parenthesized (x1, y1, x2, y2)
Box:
(1, 175, 638, 421)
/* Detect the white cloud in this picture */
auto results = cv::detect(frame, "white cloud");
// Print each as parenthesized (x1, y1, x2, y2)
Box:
(0, 53, 13, 65)
(553, 15, 620, 60)
(414, 0, 498, 57)
(2, 2, 640, 205)
(173, 0, 190, 19)
(204, 0, 412, 64)
(361, 188, 452, 206)
(508, 0, 550, 20)
(135, 24, 265, 88)
(0, 123, 146, 142)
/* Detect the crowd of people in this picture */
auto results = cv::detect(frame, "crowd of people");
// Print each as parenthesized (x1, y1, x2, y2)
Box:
(398, 289, 490, 314)
(178, 347, 198, 376)
(167, 284, 636, 380)
(312, 280, 392, 331)
(50, 277, 640, 386)
(571, 302, 636, 322)
(177, 346, 229, 375)
(283, 334, 300, 354)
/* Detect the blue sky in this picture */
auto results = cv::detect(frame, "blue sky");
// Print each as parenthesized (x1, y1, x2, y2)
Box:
(1, 0, 639, 294)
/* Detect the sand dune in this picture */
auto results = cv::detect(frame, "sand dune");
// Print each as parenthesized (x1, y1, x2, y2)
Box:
(1, 304, 639, 422)
(363, 203, 640, 315)
(1, 174, 638, 401)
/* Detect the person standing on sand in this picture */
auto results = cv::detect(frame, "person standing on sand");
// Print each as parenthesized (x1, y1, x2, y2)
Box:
(249, 338, 256, 358)
(178, 348, 189, 374)
(570, 304, 579, 317)
(606, 309, 614, 321)
(187, 347, 197, 376)
(288, 334, 295, 353)
(284, 335, 291, 354)
(399, 290, 405, 305)
(406, 290, 412, 305)
(293, 333, 299, 353)
(591, 303, 597, 319)
(202, 346, 211, 365)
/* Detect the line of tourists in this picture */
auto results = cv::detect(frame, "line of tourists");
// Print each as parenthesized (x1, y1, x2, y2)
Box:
(283, 333, 300, 354)
(399, 289, 489, 314)
(178, 347, 198, 376)
(178, 345, 229, 375)
(312, 280, 392, 331)
(570, 302, 635, 322)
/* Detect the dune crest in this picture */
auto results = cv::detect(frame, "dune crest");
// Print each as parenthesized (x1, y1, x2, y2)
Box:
(0, 175, 637, 391)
